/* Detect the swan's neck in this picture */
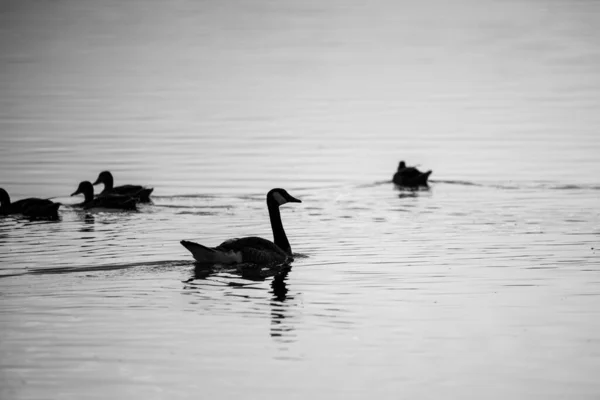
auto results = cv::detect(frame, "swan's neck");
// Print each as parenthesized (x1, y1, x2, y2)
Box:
(268, 204, 291, 255)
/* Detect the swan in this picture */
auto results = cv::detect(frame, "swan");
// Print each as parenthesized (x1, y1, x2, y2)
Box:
(181, 188, 301, 265)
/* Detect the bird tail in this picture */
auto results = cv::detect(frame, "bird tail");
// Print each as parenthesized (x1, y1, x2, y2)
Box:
(135, 188, 154, 202)
(180, 240, 242, 264)
(124, 197, 138, 209)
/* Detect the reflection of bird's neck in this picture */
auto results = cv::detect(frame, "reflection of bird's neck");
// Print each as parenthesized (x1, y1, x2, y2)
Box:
(271, 270, 289, 302)
(268, 203, 291, 255)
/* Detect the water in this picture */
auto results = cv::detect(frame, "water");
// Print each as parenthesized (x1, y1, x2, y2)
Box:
(1, 0, 600, 398)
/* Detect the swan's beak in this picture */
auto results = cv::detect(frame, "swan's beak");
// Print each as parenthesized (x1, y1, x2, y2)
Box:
(288, 195, 301, 203)
(92, 179, 101, 185)
(70, 190, 80, 197)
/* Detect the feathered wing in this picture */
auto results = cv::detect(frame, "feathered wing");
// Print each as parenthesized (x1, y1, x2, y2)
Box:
(103, 185, 153, 201)
(87, 195, 137, 210)
(217, 237, 290, 264)
(400, 167, 422, 179)
(23, 201, 61, 218)
(394, 168, 432, 186)
(11, 198, 60, 217)
(181, 236, 290, 265)
(11, 198, 50, 212)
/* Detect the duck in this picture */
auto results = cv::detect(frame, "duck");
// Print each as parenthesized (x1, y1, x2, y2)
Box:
(71, 181, 138, 210)
(181, 188, 302, 265)
(92, 171, 153, 202)
(393, 161, 432, 187)
(0, 188, 61, 219)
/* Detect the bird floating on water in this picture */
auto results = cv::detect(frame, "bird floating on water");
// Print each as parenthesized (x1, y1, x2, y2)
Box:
(181, 188, 302, 266)
(393, 161, 432, 187)
(0, 188, 61, 219)
(71, 181, 137, 210)
(93, 171, 153, 202)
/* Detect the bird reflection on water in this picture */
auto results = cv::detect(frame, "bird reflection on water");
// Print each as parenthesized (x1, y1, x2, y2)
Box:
(395, 183, 430, 195)
(79, 213, 95, 233)
(183, 262, 297, 343)
(269, 266, 296, 342)
(186, 261, 292, 282)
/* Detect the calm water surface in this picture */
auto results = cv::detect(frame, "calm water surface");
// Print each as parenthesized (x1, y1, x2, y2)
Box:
(1, 0, 600, 399)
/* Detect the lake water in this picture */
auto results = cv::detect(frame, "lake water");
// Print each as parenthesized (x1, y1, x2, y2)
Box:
(1, 0, 600, 398)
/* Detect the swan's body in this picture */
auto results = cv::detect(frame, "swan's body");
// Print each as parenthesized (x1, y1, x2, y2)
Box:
(71, 181, 137, 210)
(393, 161, 432, 187)
(181, 188, 301, 265)
(0, 188, 61, 219)
(93, 171, 153, 202)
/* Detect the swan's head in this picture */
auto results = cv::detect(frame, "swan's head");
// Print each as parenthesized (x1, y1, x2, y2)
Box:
(398, 161, 406, 170)
(71, 181, 94, 197)
(267, 188, 301, 207)
(93, 171, 113, 186)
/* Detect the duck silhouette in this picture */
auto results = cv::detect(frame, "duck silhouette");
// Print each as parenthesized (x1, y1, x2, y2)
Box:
(393, 161, 432, 187)
(93, 171, 153, 202)
(71, 181, 137, 210)
(0, 188, 61, 219)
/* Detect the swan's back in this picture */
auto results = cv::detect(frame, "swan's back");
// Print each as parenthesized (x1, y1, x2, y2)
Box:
(103, 185, 153, 199)
(216, 237, 290, 264)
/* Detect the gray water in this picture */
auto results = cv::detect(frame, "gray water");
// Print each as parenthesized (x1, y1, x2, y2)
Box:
(1, 0, 600, 399)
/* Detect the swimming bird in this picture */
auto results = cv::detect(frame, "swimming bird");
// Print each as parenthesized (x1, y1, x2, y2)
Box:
(0, 188, 61, 219)
(393, 161, 432, 187)
(92, 171, 153, 202)
(181, 188, 302, 265)
(71, 181, 137, 210)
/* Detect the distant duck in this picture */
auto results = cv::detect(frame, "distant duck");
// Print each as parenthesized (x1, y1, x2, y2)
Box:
(181, 188, 302, 265)
(0, 188, 61, 219)
(71, 181, 137, 210)
(393, 161, 432, 187)
(92, 171, 153, 202)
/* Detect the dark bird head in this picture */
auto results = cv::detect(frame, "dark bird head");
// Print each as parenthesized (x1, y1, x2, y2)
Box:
(71, 181, 94, 202)
(398, 161, 406, 170)
(92, 171, 114, 187)
(267, 188, 302, 207)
